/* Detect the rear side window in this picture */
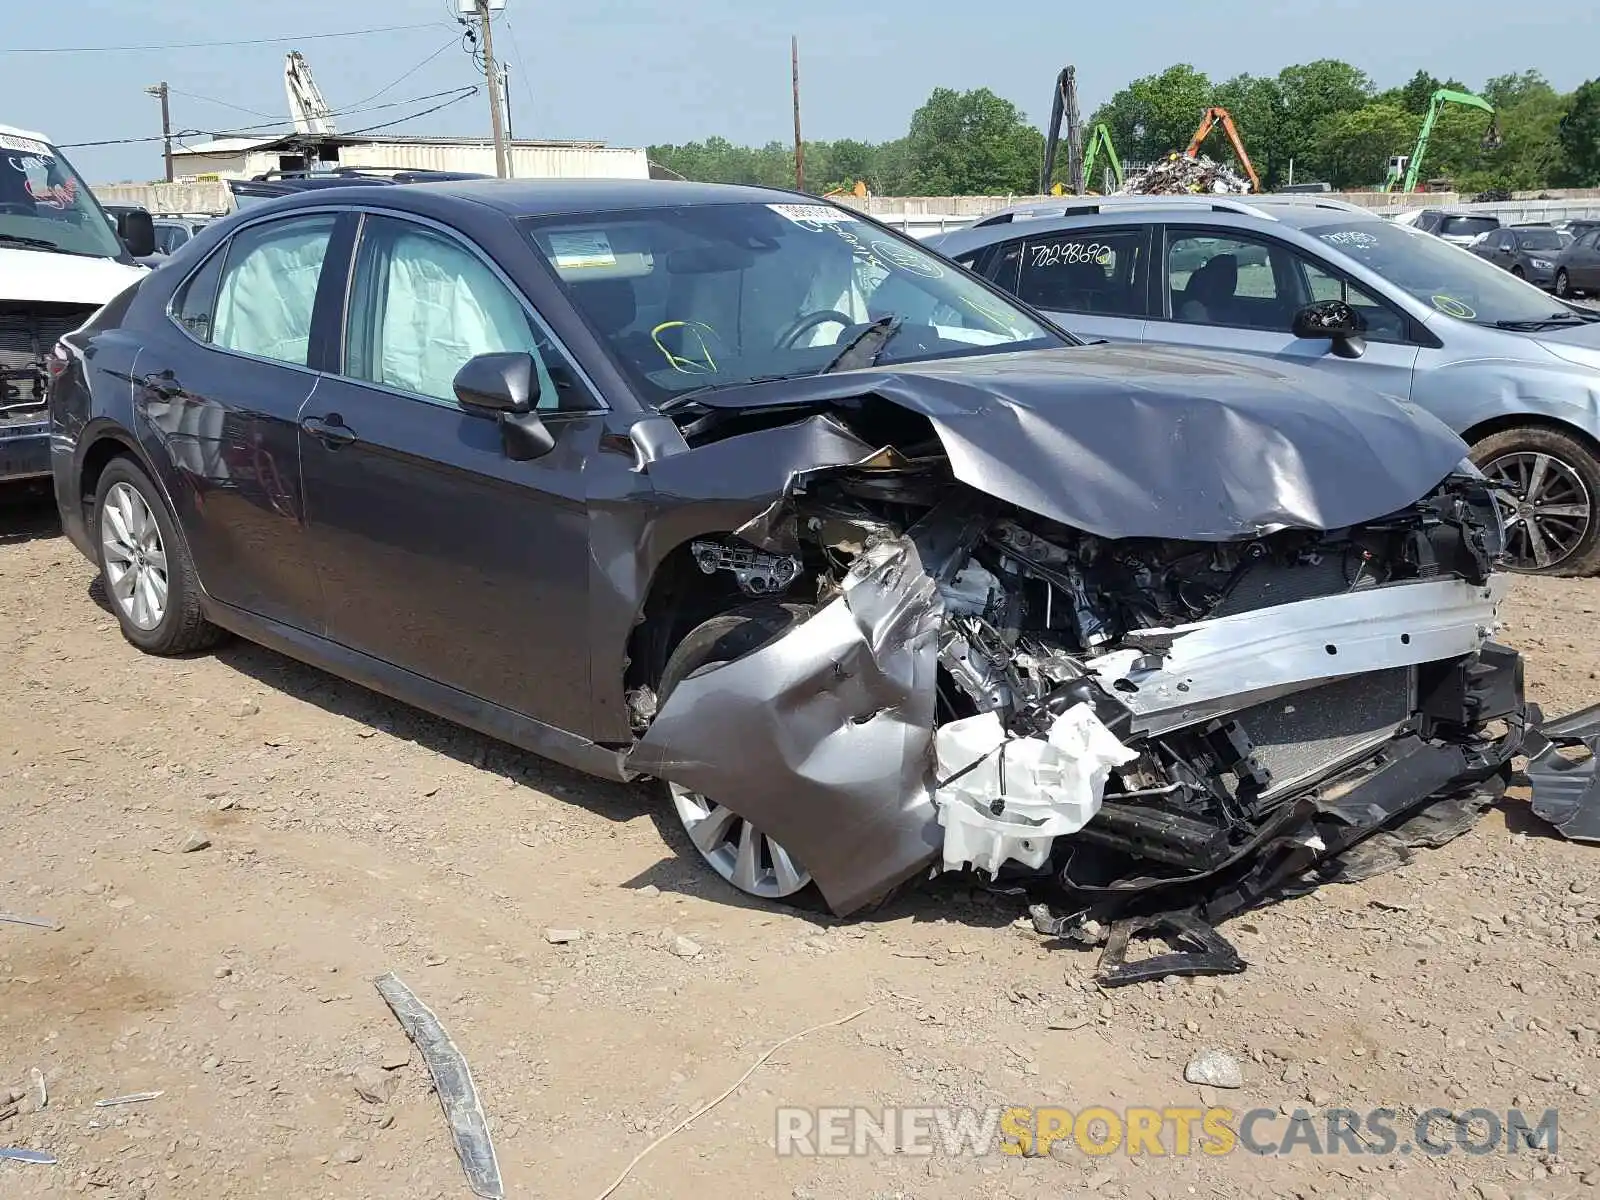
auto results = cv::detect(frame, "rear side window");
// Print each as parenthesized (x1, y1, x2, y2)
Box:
(1016, 228, 1147, 316)
(171, 247, 227, 343)
(211, 214, 338, 367)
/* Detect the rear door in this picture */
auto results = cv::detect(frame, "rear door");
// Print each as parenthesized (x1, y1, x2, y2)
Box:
(1139, 225, 1420, 398)
(135, 210, 353, 630)
(298, 210, 603, 730)
(1572, 231, 1600, 291)
(994, 225, 1151, 342)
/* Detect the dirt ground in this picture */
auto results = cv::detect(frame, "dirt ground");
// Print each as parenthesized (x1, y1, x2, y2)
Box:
(2, 484, 1597, 1200)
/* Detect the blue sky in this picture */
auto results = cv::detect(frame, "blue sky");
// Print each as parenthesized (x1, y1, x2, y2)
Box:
(7, 0, 1593, 183)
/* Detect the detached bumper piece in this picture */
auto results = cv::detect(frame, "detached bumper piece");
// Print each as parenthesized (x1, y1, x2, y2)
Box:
(1524, 702, 1600, 843)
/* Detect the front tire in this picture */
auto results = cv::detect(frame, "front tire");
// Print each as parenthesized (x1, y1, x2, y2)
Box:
(656, 602, 820, 905)
(1472, 426, 1600, 576)
(94, 456, 224, 654)
(1555, 269, 1573, 299)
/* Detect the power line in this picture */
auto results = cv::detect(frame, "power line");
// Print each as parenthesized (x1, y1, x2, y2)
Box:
(60, 87, 480, 150)
(503, 18, 536, 132)
(1, 22, 444, 55)
(167, 89, 276, 120)
(346, 37, 460, 110)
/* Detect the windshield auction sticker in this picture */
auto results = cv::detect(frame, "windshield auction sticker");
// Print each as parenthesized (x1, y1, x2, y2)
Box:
(547, 231, 617, 271)
(1429, 295, 1476, 320)
(0, 132, 53, 159)
(768, 204, 852, 230)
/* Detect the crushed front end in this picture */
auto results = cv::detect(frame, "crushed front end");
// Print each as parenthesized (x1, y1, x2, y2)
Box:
(631, 458, 1525, 926)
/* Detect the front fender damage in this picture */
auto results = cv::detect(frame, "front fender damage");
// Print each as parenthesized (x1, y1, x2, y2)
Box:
(627, 525, 949, 916)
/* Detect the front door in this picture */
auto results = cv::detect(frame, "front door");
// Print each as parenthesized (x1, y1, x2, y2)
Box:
(1139, 226, 1420, 401)
(298, 212, 602, 730)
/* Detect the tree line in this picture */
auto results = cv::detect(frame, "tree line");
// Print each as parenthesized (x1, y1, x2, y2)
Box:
(648, 62, 1600, 196)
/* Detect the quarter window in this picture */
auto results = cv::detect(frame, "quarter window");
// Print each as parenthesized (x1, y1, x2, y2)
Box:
(345, 215, 584, 412)
(1017, 229, 1146, 316)
(211, 215, 338, 367)
(170, 246, 227, 343)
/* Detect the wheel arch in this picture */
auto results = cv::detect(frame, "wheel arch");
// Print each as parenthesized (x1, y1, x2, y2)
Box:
(622, 536, 751, 703)
(1461, 412, 1600, 464)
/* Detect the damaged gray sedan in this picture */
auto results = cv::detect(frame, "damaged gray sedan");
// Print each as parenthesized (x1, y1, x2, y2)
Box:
(51, 181, 1538, 934)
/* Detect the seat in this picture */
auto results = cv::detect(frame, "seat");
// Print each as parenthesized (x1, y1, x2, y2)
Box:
(569, 279, 659, 371)
(1178, 254, 1238, 324)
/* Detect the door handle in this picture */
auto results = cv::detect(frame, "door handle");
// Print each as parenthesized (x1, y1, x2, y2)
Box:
(141, 370, 181, 401)
(301, 413, 357, 448)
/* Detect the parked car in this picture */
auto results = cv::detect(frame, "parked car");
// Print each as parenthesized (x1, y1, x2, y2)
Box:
(152, 217, 213, 256)
(1471, 224, 1570, 288)
(931, 194, 1600, 574)
(1555, 228, 1600, 299)
(1409, 208, 1501, 247)
(48, 180, 1525, 918)
(1559, 219, 1600, 242)
(0, 124, 149, 488)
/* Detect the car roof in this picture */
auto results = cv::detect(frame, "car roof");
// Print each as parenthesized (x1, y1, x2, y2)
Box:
(258, 177, 816, 219)
(933, 194, 1383, 255)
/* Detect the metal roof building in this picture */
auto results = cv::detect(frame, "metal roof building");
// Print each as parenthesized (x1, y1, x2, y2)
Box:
(169, 132, 648, 182)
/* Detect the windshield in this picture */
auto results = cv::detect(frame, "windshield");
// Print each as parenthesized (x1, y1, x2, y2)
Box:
(1308, 219, 1579, 327)
(0, 131, 126, 259)
(1515, 228, 1565, 251)
(1439, 216, 1499, 239)
(521, 202, 1065, 404)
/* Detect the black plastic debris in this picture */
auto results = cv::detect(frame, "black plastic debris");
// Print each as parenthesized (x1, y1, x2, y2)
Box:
(1095, 912, 1247, 987)
(1524, 702, 1600, 842)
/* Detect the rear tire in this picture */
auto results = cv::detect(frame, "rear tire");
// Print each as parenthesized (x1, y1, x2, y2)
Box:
(94, 456, 225, 654)
(1471, 425, 1600, 577)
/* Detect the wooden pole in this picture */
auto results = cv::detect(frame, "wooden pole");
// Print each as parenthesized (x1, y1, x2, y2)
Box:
(792, 37, 805, 192)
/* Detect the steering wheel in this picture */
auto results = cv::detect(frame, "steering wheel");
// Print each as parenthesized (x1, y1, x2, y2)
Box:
(774, 309, 857, 349)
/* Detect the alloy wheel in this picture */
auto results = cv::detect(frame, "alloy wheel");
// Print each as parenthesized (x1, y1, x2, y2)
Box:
(1483, 451, 1592, 571)
(100, 481, 169, 631)
(668, 783, 813, 900)
(1555, 270, 1571, 299)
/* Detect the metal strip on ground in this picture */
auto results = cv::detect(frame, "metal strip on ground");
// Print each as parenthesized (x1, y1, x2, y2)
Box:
(373, 972, 503, 1200)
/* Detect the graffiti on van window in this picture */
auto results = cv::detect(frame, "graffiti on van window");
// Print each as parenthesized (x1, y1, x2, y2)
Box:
(25, 176, 78, 211)
(1030, 241, 1113, 269)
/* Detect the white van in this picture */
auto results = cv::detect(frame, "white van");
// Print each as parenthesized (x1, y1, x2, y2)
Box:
(1, 124, 148, 484)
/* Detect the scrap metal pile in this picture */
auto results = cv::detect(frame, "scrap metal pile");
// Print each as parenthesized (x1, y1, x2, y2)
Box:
(1118, 152, 1252, 196)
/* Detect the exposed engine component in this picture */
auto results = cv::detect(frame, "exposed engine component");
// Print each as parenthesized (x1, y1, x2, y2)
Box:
(0, 304, 93, 414)
(691, 539, 802, 597)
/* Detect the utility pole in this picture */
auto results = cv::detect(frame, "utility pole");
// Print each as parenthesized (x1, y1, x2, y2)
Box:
(145, 82, 173, 184)
(475, 0, 510, 179)
(791, 36, 805, 193)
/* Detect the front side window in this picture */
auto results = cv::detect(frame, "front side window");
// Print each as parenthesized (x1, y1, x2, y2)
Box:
(0, 131, 127, 260)
(345, 215, 579, 411)
(1165, 231, 1295, 331)
(1016, 228, 1147, 317)
(1307, 219, 1586, 328)
(211, 215, 337, 367)
(1291, 255, 1409, 343)
(521, 202, 1064, 407)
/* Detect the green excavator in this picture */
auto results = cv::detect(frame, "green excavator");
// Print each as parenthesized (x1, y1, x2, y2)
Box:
(1381, 88, 1500, 193)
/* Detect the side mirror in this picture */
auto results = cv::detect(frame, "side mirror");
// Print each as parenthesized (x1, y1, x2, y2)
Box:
(452, 352, 555, 462)
(115, 209, 156, 259)
(1292, 299, 1367, 360)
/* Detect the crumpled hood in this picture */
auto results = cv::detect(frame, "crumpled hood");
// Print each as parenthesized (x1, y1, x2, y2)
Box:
(0, 248, 145, 306)
(693, 343, 1470, 541)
